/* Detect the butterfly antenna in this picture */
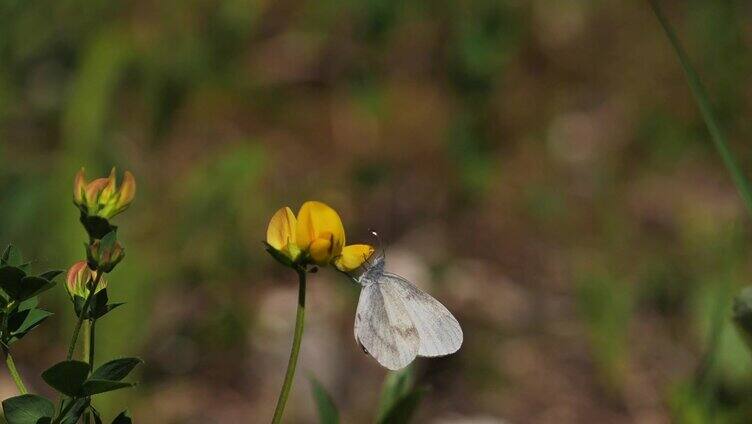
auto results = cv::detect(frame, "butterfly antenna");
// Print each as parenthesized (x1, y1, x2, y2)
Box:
(369, 230, 385, 262)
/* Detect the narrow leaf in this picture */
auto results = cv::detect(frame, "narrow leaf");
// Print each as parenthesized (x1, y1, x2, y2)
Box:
(309, 377, 339, 424)
(648, 0, 752, 214)
(377, 368, 413, 422)
(377, 387, 427, 424)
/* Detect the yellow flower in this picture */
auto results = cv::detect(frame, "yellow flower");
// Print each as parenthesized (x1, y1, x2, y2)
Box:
(265, 201, 374, 271)
(73, 167, 136, 219)
(65, 261, 107, 299)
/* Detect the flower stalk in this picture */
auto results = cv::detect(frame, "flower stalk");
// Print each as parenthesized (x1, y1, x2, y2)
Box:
(265, 201, 373, 422)
(271, 268, 307, 424)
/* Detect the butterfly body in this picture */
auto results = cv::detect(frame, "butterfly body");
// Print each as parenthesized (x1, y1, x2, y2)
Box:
(354, 254, 463, 370)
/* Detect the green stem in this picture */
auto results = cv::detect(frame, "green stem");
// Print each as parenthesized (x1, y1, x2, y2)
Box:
(52, 399, 75, 424)
(66, 272, 103, 361)
(1, 301, 28, 395)
(271, 268, 307, 424)
(58, 271, 103, 416)
(648, 0, 752, 214)
(88, 320, 96, 372)
(3, 348, 28, 394)
(82, 320, 96, 424)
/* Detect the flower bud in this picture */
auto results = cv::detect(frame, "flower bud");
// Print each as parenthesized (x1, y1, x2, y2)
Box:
(87, 238, 125, 273)
(266, 207, 301, 264)
(73, 167, 136, 219)
(66, 261, 107, 299)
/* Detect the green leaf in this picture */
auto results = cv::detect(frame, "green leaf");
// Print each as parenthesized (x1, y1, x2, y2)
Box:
(58, 398, 89, 424)
(376, 368, 413, 422)
(73, 295, 86, 317)
(79, 380, 134, 396)
(99, 231, 117, 253)
(38, 270, 64, 282)
(2, 394, 54, 424)
(79, 213, 117, 240)
(89, 302, 125, 320)
(17, 297, 38, 311)
(16, 277, 56, 301)
(376, 387, 427, 424)
(87, 292, 124, 320)
(263, 242, 295, 268)
(0, 274, 54, 302)
(0, 266, 26, 298)
(1, 245, 23, 267)
(111, 411, 132, 424)
(90, 358, 142, 381)
(41, 360, 90, 397)
(309, 377, 339, 424)
(7, 308, 53, 342)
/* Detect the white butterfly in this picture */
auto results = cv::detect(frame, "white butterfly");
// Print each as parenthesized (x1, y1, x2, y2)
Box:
(353, 252, 463, 370)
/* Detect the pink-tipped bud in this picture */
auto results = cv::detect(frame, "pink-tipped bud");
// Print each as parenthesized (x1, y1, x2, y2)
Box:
(66, 261, 107, 299)
(87, 239, 125, 273)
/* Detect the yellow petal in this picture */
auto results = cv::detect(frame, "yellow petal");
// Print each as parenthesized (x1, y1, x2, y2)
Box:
(335, 244, 375, 271)
(295, 201, 345, 256)
(266, 207, 297, 253)
(309, 233, 334, 264)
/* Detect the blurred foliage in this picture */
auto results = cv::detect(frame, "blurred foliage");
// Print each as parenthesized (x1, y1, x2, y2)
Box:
(1, 0, 752, 422)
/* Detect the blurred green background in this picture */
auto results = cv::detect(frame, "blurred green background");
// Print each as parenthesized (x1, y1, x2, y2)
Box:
(2, 0, 752, 422)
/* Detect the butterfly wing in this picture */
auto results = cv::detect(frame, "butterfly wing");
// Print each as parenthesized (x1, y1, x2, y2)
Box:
(384, 273, 463, 357)
(354, 282, 420, 370)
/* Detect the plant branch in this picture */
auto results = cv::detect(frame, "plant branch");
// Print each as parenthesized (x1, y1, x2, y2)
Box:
(66, 271, 103, 361)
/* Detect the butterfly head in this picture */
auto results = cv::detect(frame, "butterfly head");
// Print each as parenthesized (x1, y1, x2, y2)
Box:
(356, 231, 386, 285)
